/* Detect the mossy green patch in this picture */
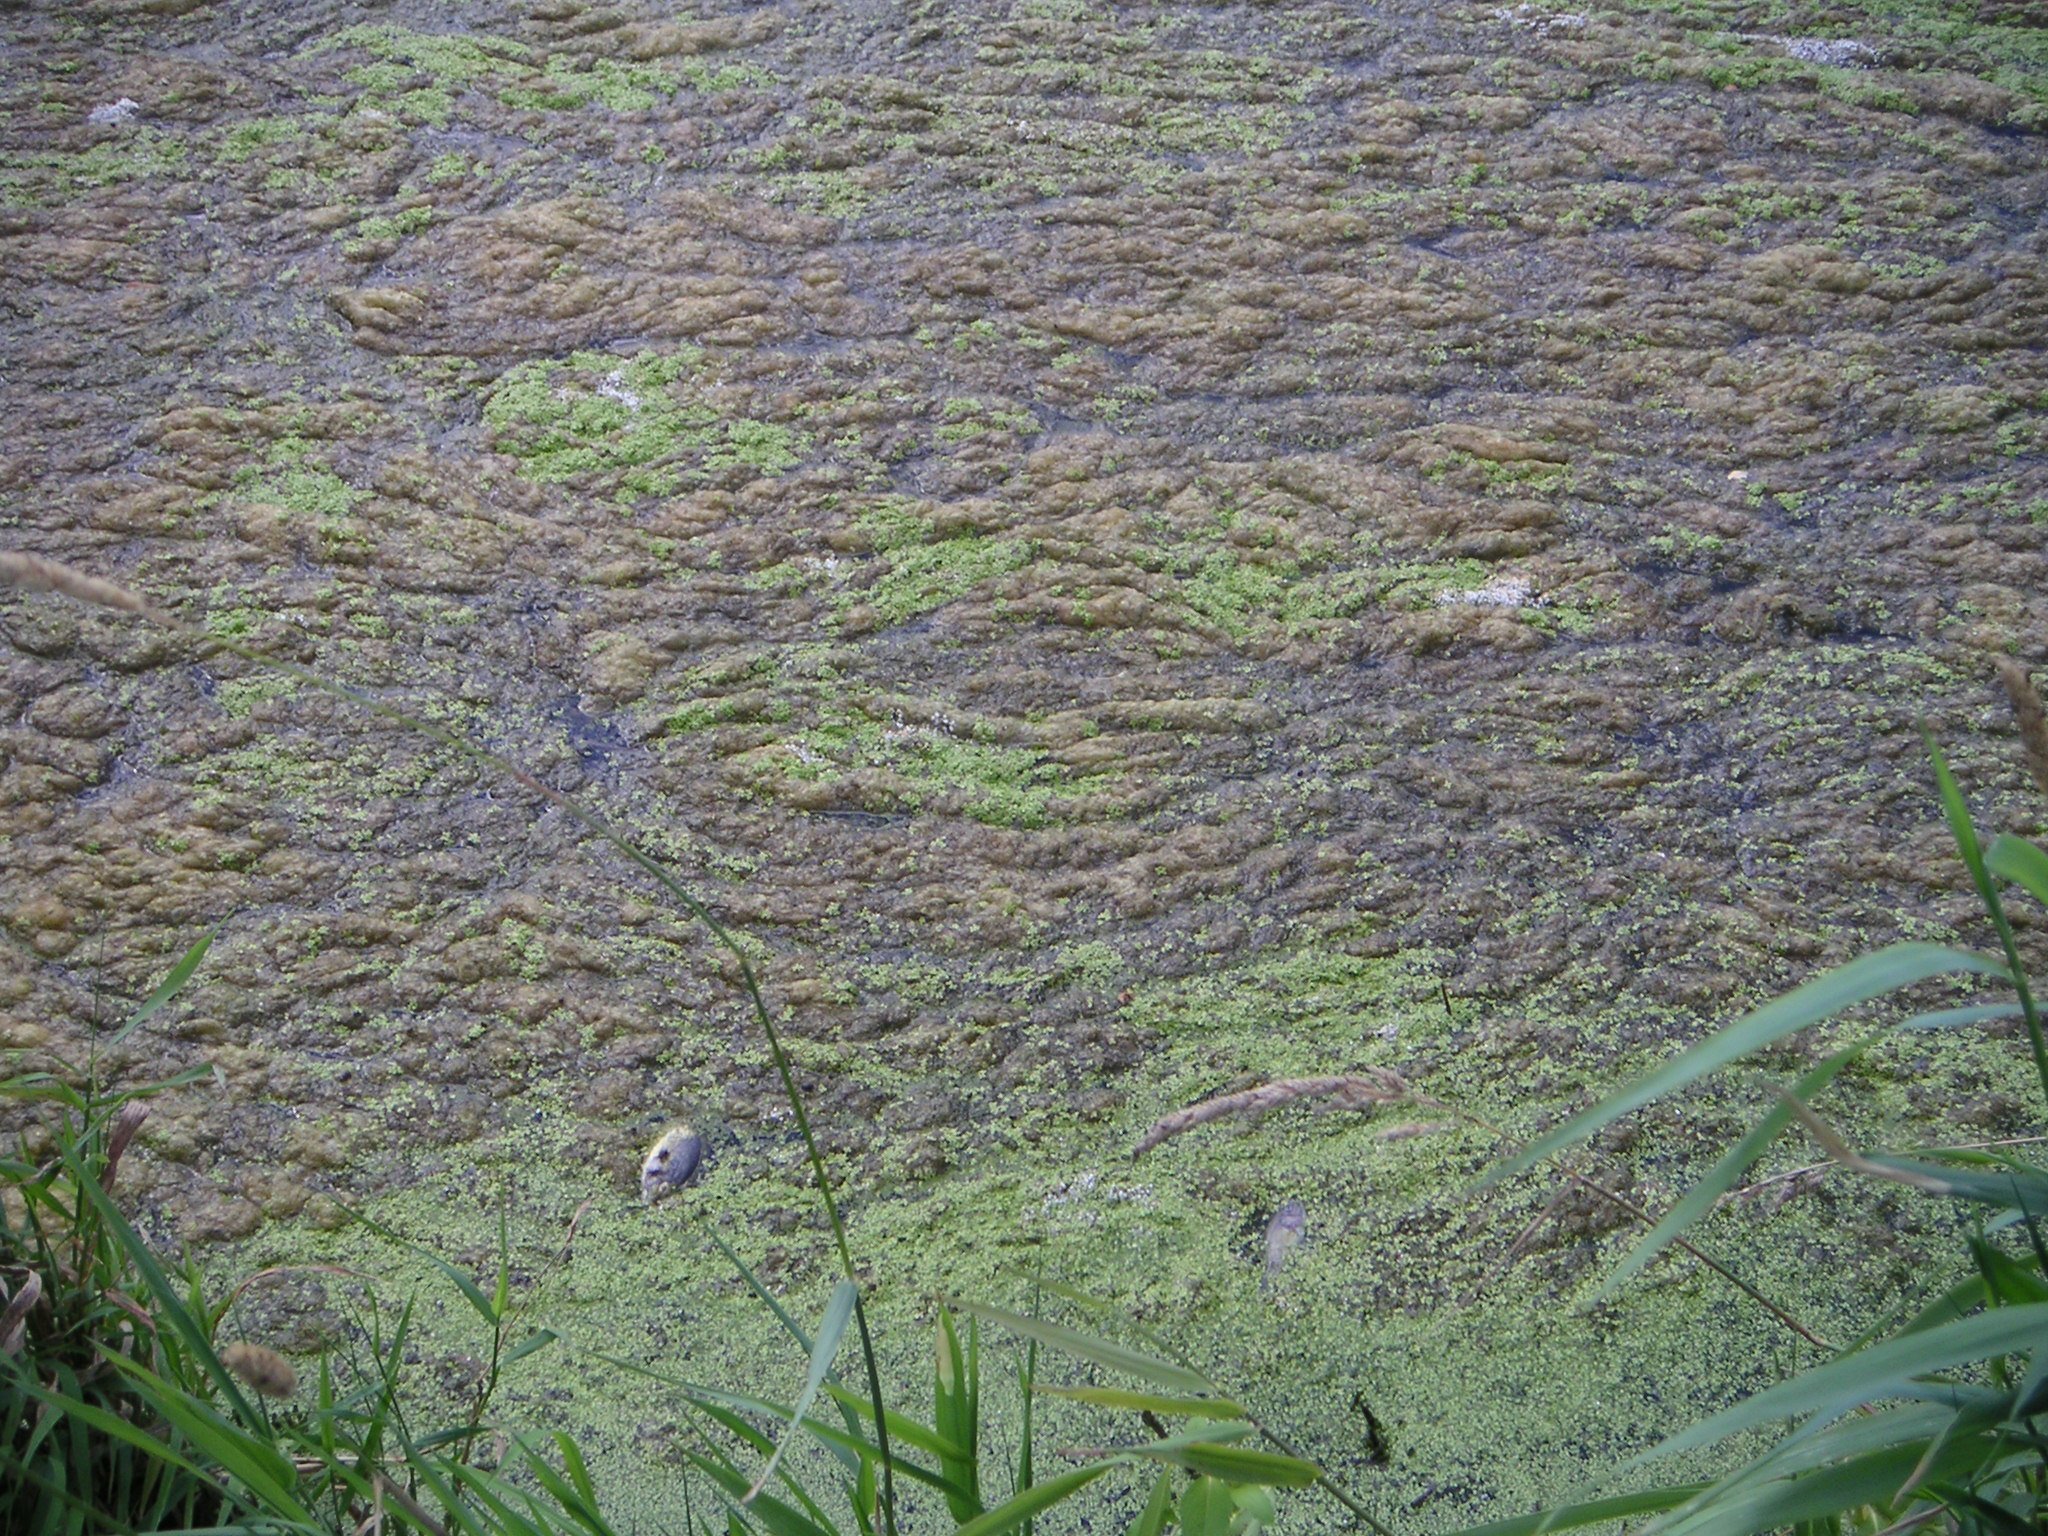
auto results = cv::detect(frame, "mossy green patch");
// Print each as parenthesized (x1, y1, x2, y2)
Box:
(483, 350, 810, 502)
(0, 129, 188, 206)
(848, 501, 1033, 627)
(770, 709, 1080, 830)
(322, 24, 532, 128)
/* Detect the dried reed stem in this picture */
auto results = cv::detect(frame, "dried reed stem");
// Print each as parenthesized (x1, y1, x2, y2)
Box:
(1132, 1070, 1416, 1156)
(0, 551, 170, 623)
(1994, 656, 2048, 797)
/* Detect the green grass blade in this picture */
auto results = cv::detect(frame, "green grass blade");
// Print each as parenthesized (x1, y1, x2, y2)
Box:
(1125, 1471, 1174, 1536)
(1987, 833, 2048, 909)
(664, 1379, 969, 1500)
(1500, 943, 2007, 1178)
(1853, 1154, 2048, 1211)
(712, 1232, 864, 1460)
(106, 929, 216, 1048)
(935, 1306, 983, 1522)
(1125, 1436, 1320, 1488)
(1929, 737, 2048, 1110)
(1034, 1384, 1248, 1419)
(94, 1354, 311, 1520)
(689, 1450, 838, 1536)
(1596, 1047, 1864, 1303)
(747, 1280, 856, 1502)
(1900, 1002, 2027, 1030)
(1656, 1435, 2004, 1536)
(1643, 1302, 2048, 1461)
(504, 1328, 559, 1365)
(953, 1463, 1118, 1536)
(1435, 1483, 1709, 1536)
(60, 1151, 263, 1427)
(953, 1302, 1212, 1394)
(347, 1205, 501, 1327)
(1177, 1477, 1235, 1536)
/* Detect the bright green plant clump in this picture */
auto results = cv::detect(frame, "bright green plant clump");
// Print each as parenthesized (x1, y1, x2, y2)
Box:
(1445, 726, 2048, 1536)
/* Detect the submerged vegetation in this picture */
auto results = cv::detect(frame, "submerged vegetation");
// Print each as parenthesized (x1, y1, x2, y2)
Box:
(4, 0, 2048, 1528)
(4, 553, 2046, 1534)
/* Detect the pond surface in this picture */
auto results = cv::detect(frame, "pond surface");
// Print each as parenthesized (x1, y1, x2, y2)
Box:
(2, 0, 2045, 1526)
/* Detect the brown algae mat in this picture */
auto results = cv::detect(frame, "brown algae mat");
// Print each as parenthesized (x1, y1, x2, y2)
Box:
(2, 0, 2046, 1527)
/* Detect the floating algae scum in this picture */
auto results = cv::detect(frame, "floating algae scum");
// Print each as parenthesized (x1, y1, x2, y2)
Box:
(2, 0, 2046, 1526)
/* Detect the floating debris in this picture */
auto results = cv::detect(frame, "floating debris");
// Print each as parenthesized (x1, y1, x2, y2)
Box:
(1772, 37, 1877, 67)
(220, 1341, 297, 1399)
(1435, 576, 1540, 610)
(640, 1125, 704, 1204)
(1263, 1199, 1307, 1282)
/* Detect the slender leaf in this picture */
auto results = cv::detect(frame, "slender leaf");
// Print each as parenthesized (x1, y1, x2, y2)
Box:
(1501, 943, 2007, 1178)
(1899, 1003, 2027, 1031)
(1177, 1478, 1236, 1536)
(712, 1231, 864, 1461)
(1230, 1483, 1278, 1528)
(1035, 1384, 1247, 1419)
(1126, 1471, 1175, 1536)
(505, 1328, 559, 1365)
(690, 1452, 837, 1536)
(1929, 737, 2048, 1116)
(1645, 1303, 2048, 1460)
(954, 1302, 1211, 1394)
(1128, 1438, 1321, 1488)
(106, 929, 215, 1048)
(936, 1306, 983, 1522)
(1438, 1483, 1710, 1536)
(1849, 1155, 2048, 1211)
(1597, 1048, 1862, 1302)
(666, 1380, 969, 1500)
(1657, 1434, 2006, 1536)
(1987, 834, 2048, 911)
(952, 1462, 1118, 1536)
(747, 1280, 857, 1502)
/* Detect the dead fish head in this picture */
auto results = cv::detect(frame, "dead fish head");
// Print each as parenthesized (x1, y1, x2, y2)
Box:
(640, 1126, 704, 1204)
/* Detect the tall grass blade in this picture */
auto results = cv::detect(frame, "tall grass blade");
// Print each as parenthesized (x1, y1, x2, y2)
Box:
(1986, 833, 2048, 911)
(105, 929, 215, 1048)
(746, 1280, 856, 1502)
(952, 1463, 1118, 1536)
(953, 1302, 1212, 1394)
(95, 1354, 310, 1519)
(349, 1205, 503, 1327)
(1177, 1477, 1235, 1536)
(1642, 1302, 2048, 1461)
(1128, 1437, 1321, 1488)
(1900, 1003, 2027, 1031)
(1654, 1436, 2002, 1536)
(1927, 737, 2048, 1109)
(1596, 1047, 1863, 1303)
(934, 1307, 983, 1521)
(1126, 1471, 1174, 1536)
(1441, 1483, 1709, 1536)
(710, 1233, 865, 1465)
(1500, 943, 2007, 1178)
(690, 1449, 838, 1536)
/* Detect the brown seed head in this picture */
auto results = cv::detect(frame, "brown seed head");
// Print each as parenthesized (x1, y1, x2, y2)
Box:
(1132, 1071, 1414, 1156)
(220, 1341, 297, 1398)
(1, 1270, 43, 1356)
(0, 551, 163, 620)
(1993, 656, 2048, 797)
(103, 1101, 148, 1193)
